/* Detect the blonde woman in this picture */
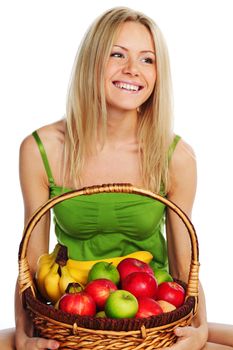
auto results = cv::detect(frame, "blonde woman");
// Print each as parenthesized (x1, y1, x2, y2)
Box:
(1, 7, 233, 350)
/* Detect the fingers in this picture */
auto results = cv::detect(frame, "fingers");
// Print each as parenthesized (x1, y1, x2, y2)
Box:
(38, 338, 60, 349)
(27, 338, 59, 350)
(158, 327, 204, 350)
(174, 326, 196, 338)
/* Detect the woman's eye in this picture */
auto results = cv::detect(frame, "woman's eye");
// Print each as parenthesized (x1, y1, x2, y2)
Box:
(142, 57, 154, 64)
(110, 52, 124, 58)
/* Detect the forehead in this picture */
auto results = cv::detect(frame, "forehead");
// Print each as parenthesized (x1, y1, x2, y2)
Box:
(113, 21, 155, 51)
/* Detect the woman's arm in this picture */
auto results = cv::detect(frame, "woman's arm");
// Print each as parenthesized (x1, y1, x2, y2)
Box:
(15, 135, 59, 350)
(165, 138, 208, 349)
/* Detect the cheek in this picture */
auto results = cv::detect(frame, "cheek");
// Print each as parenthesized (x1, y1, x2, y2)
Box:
(104, 61, 119, 80)
(104, 66, 112, 92)
(151, 68, 157, 84)
(148, 70, 156, 91)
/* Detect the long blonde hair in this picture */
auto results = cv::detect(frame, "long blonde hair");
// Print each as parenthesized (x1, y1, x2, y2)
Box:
(65, 6, 174, 194)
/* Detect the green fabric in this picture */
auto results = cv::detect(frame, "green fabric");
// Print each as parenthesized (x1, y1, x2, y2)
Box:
(168, 135, 181, 162)
(51, 187, 168, 269)
(32, 131, 181, 270)
(32, 131, 55, 186)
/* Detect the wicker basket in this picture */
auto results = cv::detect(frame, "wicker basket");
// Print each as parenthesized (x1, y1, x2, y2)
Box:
(18, 183, 200, 349)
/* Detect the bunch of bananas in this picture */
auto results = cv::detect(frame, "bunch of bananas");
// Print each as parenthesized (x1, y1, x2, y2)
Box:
(35, 244, 78, 303)
(35, 244, 153, 304)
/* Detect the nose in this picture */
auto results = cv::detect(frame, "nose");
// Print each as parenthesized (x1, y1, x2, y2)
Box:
(122, 57, 139, 76)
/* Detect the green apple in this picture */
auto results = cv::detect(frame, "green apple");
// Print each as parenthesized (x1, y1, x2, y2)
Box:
(152, 268, 173, 285)
(88, 262, 120, 285)
(105, 290, 138, 318)
(95, 310, 107, 318)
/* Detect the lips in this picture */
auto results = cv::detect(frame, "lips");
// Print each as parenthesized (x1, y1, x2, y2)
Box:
(112, 81, 144, 92)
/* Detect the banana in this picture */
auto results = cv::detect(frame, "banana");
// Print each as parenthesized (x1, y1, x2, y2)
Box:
(67, 250, 153, 269)
(43, 262, 61, 303)
(66, 265, 89, 286)
(66, 250, 153, 285)
(59, 265, 77, 295)
(35, 244, 61, 299)
(35, 244, 84, 303)
(35, 259, 55, 299)
(36, 260, 80, 303)
(36, 243, 60, 267)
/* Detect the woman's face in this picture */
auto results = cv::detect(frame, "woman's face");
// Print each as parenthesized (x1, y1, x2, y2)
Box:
(105, 21, 156, 114)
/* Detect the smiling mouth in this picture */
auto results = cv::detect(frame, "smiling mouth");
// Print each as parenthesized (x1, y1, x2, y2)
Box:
(113, 81, 144, 92)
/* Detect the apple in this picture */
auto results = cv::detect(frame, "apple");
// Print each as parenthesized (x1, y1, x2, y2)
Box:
(95, 310, 107, 318)
(157, 282, 185, 308)
(121, 271, 158, 299)
(88, 262, 120, 285)
(152, 268, 173, 285)
(84, 278, 118, 310)
(157, 300, 176, 312)
(59, 291, 96, 316)
(136, 297, 163, 318)
(117, 258, 154, 281)
(105, 290, 138, 318)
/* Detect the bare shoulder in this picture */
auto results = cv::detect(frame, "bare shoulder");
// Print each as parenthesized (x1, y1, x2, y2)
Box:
(36, 119, 65, 142)
(20, 119, 65, 159)
(171, 137, 196, 169)
(20, 119, 65, 149)
(19, 119, 66, 185)
(168, 137, 197, 195)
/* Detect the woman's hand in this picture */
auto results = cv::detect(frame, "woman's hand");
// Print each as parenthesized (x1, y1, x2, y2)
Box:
(16, 334, 60, 350)
(159, 324, 208, 350)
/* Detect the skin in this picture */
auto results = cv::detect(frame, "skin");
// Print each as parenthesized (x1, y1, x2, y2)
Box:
(0, 21, 233, 350)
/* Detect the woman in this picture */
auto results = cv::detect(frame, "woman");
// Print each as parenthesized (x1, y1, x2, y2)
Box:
(1, 7, 233, 350)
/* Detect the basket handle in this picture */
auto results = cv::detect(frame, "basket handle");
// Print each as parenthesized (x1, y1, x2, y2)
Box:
(18, 183, 199, 304)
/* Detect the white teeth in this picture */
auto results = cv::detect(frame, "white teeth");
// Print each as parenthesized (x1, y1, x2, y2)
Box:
(114, 82, 140, 91)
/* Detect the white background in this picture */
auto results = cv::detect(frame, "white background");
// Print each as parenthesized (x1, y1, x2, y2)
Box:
(0, 0, 233, 329)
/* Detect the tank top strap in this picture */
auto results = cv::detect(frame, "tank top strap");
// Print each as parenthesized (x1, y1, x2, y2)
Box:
(32, 130, 55, 187)
(168, 134, 181, 162)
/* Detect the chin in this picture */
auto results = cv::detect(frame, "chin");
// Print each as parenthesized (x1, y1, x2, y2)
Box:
(107, 99, 143, 113)
(107, 105, 139, 114)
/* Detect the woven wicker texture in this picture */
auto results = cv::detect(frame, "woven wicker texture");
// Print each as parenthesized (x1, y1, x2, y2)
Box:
(32, 316, 194, 349)
(18, 183, 200, 349)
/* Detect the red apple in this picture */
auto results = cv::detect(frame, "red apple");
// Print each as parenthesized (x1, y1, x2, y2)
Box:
(121, 271, 158, 299)
(157, 282, 185, 308)
(117, 258, 154, 281)
(105, 290, 138, 318)
(136, 297, 163, 318)
(84, 278, 118, 310)
(59, 291, 96, 316)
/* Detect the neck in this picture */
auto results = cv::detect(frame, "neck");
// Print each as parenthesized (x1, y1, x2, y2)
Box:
(102, 108, 139, 146)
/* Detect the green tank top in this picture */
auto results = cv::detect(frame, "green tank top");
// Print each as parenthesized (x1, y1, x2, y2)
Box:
(32, 131, 181, 270)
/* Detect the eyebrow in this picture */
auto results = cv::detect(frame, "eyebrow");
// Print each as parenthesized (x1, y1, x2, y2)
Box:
(113, 45, 155, 56)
